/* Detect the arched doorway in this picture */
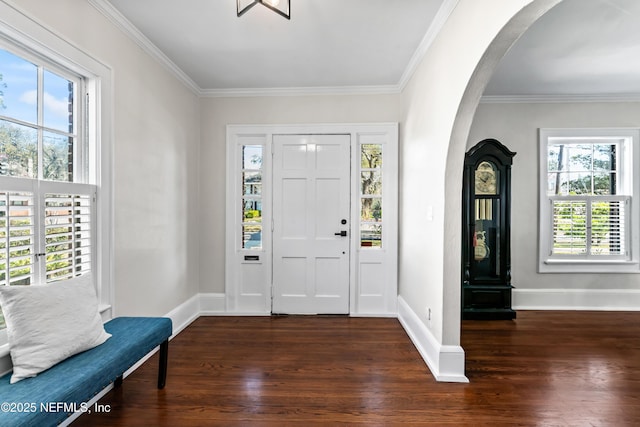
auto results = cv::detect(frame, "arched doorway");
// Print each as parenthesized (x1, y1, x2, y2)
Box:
(398, 0, 564, 382)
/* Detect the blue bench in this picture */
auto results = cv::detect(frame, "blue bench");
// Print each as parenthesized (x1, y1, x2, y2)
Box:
(0, 316, 172, 427)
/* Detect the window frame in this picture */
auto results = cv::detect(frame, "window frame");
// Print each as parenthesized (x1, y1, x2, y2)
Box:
(0, 3, 113, 360)
(539, 128, 640, 273)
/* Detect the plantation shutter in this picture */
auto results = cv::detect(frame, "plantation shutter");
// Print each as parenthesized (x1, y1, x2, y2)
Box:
(551, 196, 629, 258)
(44, 193, 92, 282)
(0, 191, 35, 286)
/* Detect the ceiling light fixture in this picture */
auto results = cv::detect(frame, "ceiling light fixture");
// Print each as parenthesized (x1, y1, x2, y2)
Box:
(237, 0, 290, 20)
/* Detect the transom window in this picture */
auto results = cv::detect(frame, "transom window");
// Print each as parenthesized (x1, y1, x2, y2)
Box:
(539, 128, 640, 273)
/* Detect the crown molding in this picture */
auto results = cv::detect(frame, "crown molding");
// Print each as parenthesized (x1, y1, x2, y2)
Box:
(480, 93, 640, 104)
(397, 0, 459, 91)
(88, 0, 201, 95)
(199, 84, 401, 98)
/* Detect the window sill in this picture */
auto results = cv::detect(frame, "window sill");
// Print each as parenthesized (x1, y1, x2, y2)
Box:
(0, 343, 8, 358)
(545, 259, 638, 265)
(540, 259, 640, 273)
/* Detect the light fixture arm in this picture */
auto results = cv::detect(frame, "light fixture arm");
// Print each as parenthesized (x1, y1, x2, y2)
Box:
(237, 0, 290, 20)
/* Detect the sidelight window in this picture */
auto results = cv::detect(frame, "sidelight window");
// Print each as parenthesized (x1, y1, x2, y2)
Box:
(360, 144, 382, 247)
(241, 145, 263, 249)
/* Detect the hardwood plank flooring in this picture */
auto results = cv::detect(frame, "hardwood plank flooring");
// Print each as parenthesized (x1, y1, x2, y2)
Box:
(75, 312, 640, 426)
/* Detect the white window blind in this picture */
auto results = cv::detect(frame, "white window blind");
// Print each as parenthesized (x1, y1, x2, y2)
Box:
(551, 196, 628, 258)
(0, 191, 35, 287)
(44, 193, 92, 282)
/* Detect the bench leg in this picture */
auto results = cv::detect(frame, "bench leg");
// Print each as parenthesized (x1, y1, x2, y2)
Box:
(114, 375, 123, 388)
(158, 339, 169, 389)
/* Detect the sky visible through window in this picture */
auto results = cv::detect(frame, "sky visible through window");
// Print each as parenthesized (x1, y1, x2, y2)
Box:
(0, 48, 71, 132)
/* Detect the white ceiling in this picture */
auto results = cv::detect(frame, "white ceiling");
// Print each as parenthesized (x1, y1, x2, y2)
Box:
(98, 0, 640, 99)
(485, 0, 640, 100)
(100, 0, 450, 95)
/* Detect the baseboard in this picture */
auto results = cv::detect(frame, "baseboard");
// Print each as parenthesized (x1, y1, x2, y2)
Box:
(198, 293, 227, 315)
(513, 288, 640, 311)
(397, 296, 468, 383)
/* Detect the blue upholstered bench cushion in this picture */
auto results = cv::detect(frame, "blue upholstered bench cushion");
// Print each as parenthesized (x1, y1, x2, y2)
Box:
(0, 316, 172, 427)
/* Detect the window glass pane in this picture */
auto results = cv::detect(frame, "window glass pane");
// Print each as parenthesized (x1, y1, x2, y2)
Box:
(547, 145, 562, 171)
(43, 131, 73, 182)
(547, 172, 560, 195)
(593, 172, 613, 195)
(243, 170, 261, 196)
(361, 197, 382, 222)
(567, 172, 592, 195)
(0, 119, 37, 178)
(361, 144, 382, 168)
(242, 225, 261, 249)
(43, 69, 74, 133)
(566, 144, 592, 172)
(0, 49, 37, 125)
(360, 223, 382, 248)
(361, 171, 381, 195)
(243, 145, 262, 170)
(552, 200, 587, 255)
(243, 199, 262, 223)
(591, 200, 625, 256)
(593, 144, 615, 171)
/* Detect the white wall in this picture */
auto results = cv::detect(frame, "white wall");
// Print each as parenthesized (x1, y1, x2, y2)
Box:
(468, 101, 640, 307)
(8, 0, 201, 317)
(199, 94, 402, 294)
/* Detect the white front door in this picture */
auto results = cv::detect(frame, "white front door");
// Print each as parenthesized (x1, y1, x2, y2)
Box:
(272, 134, 351, 314)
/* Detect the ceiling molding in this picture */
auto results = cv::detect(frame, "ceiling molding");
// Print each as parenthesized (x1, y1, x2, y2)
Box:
(480, 94, 640, 104)
(199, 84, 402, 98)
(397, 0, 459, 91)
(88, 0, 201, 95)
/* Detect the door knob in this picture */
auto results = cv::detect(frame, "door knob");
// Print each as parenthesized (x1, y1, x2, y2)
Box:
(334, 231, 347, 237)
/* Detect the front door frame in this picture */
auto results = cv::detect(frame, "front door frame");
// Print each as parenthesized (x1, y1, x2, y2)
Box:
(225, 123, 398, 316)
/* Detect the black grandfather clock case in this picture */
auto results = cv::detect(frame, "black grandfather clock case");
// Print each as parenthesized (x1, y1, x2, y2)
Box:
(462, 138, 516, 320)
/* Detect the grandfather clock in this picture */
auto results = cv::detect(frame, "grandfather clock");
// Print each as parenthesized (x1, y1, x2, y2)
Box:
(462, 139, 516, 320)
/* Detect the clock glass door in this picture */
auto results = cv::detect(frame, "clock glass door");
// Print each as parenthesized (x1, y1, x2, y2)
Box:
(474, 198, 500, 279)
(473, 161, 500, 280)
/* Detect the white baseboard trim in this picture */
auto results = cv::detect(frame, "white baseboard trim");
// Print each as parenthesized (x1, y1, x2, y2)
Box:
(397, 296, 468, 383)
(198, 293, 227, 315)
(513, 288, 640, 311)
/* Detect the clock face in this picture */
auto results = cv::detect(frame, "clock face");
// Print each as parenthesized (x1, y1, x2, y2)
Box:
(475, 161, 497, 195)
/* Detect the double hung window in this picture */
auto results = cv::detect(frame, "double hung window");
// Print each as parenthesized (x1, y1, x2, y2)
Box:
(539, 128, 639, 272)
(0, 44, 95, 329)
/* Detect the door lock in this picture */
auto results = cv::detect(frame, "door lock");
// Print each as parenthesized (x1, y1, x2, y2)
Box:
(334, 230, 347, 237)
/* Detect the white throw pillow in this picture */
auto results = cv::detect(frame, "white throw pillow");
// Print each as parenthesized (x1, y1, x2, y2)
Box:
(0, 275, 111, 383)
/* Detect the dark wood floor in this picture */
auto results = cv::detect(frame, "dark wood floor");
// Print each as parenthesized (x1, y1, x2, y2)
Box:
(75, 311, 640, 426)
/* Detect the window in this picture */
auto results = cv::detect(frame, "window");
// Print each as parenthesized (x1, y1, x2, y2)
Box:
(360, 144, 383, 247)
(539, 128, 640, 273)
(241, 144, 263, 250)
(0, 45, 95, 329)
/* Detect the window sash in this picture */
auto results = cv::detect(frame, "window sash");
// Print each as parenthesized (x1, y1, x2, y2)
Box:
(549, 195, 629, 260)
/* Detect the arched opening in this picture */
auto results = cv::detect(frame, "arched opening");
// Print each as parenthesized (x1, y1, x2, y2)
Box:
(444, 0, 640, 376)
(442, 0, 564, 365)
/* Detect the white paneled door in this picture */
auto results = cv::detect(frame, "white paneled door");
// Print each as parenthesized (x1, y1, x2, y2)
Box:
(272, 135, 351, 314)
